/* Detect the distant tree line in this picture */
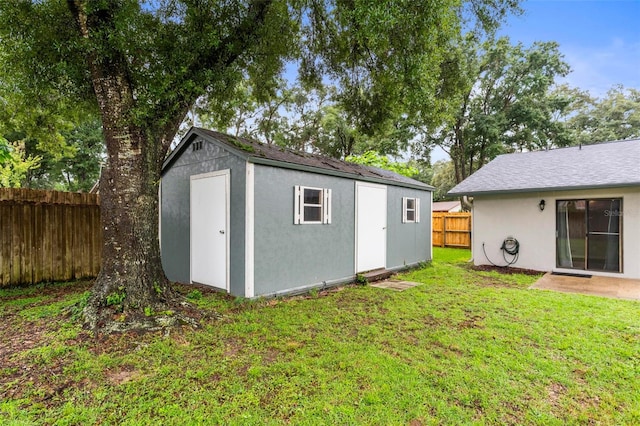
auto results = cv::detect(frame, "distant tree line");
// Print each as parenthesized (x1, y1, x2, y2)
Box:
(2, 36, 637, 197)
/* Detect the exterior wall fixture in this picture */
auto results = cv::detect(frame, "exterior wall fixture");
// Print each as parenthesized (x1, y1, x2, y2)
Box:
(539, 199, 546, 211)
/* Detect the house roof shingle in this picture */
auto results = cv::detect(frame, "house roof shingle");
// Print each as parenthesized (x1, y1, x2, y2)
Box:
(164, 127, 432, 190)
(432, 201, 461, 212)
(448, 139, 640, 196)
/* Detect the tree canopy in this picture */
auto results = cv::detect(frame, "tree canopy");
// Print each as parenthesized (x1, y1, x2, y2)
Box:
(567, 86, 640, 144)
(0, 0, 520, 331)
(416, 35, 573, 184)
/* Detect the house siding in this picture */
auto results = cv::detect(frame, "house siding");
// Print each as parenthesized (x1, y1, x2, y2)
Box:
(252, 166, 433, 296)
(160, 136, 247, 295)
(472, 187, 640, 279)
(386, 186, 432, 270)
(252, 165, 355, 295)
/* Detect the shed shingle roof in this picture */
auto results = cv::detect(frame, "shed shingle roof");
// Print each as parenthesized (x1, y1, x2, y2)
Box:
(164, 127, 432, 190)
(448, 139, 640, 196)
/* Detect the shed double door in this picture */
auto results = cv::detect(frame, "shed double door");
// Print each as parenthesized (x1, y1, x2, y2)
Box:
(190, 171, 229, 290)
(356, 182, 387, 273)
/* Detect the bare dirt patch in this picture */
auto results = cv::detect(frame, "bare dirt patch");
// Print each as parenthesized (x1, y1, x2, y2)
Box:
(105, 364, 143, 385)
(457, 314, 485, 329)
(0, 281, 203, 406)
(0, 314, 72, 402)
(547, 381, 566, 408)
(470, 265, 545, 276)
(463, 264, 544, 289)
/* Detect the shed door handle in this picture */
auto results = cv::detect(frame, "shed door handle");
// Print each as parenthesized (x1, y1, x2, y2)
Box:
(219, 230, 225, 234)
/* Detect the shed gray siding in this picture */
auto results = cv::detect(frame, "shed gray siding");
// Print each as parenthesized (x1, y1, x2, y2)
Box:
(386, 186, 431, 269)
(161, 127, 433, 298)
(160, 136, 247, 295)
(253, 164, 356, 295)
(252, 166, 432, 296)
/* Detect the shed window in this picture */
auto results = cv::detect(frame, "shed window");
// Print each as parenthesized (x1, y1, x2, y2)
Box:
(294, 186, 331, 224)
(402, 197, 420, 223)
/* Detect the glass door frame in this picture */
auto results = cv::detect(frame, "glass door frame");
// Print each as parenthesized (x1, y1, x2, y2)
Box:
(555, 198, 623, 273)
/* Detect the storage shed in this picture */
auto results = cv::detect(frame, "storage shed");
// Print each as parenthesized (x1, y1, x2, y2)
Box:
(448, 139, 640, 279)
(160, 127, 433, 297)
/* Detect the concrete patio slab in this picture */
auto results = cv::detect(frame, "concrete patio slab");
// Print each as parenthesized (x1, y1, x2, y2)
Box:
(531, 273, 640, 301)
(369, 280, 421, 291)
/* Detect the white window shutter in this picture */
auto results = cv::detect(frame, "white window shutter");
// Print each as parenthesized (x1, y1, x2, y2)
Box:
(416, 198, 421, 223)
(324, 189, 332, 224)
(294, 185, 301, 224)
(402, 197, 408, 223)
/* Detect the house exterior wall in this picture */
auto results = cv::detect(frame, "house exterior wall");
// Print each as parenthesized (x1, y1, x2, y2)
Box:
(386, 186, 431, 270)
(160, 136, 247, 295)
(472, 186, 640, 279)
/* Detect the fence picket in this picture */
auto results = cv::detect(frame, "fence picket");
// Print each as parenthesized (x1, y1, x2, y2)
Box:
(0, 188, 101, 287)
(432, 212, 472, 249)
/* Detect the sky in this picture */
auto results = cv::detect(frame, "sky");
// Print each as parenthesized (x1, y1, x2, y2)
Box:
(430, 0, 640, 163)
(500, 0, 640, 97)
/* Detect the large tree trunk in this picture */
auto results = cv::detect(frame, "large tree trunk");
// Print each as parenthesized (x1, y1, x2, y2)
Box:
(68, 2, 188, 331)
(66, 0, 275, 331)
(83, 127, 180, 331)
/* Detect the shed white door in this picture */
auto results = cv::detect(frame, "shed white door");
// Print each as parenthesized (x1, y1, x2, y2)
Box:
(190, 171, 229, 290)
(356, 182, 387, 272)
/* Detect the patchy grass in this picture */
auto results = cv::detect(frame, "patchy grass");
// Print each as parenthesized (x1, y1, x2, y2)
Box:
(1, 250, 639, 425)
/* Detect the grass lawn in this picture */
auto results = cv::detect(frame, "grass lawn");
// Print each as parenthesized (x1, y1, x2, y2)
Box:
(1, 247, 639, 425)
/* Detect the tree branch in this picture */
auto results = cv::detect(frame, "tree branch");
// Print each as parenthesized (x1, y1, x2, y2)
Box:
(157, 0, 275, 151)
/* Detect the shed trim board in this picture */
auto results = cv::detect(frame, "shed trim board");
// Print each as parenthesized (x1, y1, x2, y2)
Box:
(355, 181, 387, 273)
(158, 183, 162, 251)
(245, 163, 255, 298)
(429, 191, 434, 262)
(189, 170, 230, 291)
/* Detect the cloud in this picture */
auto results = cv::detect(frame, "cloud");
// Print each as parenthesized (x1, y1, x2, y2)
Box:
(559, 37, 640, 97)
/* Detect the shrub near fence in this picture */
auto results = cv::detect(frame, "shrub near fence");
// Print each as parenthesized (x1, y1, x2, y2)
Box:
(0, 188, 101, 287)
(432, 212, 472, 249)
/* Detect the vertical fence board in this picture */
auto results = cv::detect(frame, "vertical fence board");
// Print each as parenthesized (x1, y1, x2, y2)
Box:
(33, 203, 42, 284)
(11, 203, 22, 284)
(0, 188, 101, 287)
(52, 204, 63, 281)
(42, 202, 53, 283)
(91, 204, 101, 277)
(0, 203, 4, 286)
(64, 203, 74, 281)
(1, 204, 12, 285)
(432, 212, 472, 249)
(0, 204, 7, 286)
(23, 203, 34, 284)
(73, 204, 85, 279)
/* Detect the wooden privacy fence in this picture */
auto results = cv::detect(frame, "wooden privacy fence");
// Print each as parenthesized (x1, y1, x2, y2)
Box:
(432, 212, 472, 249)
(0, 188, 101, 287)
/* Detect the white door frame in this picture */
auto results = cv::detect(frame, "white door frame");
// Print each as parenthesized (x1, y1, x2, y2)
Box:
(355, 181, 387, 273)
(190, 170, 230, 291)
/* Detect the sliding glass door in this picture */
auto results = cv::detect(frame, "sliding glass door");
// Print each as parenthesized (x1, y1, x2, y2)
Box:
(556, 199, 622, 273)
